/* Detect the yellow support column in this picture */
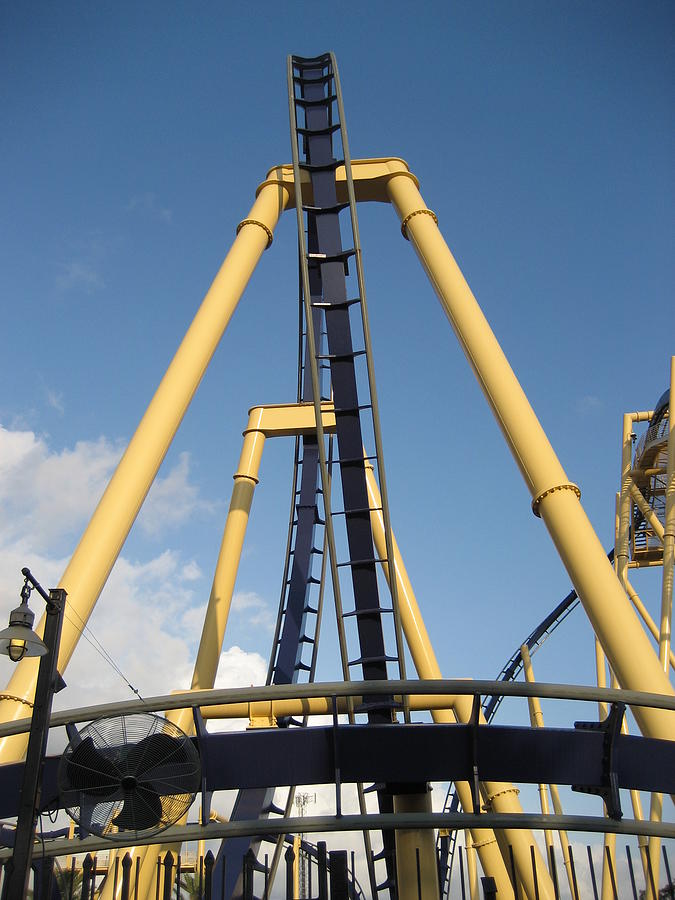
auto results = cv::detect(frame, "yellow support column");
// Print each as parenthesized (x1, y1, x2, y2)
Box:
(520, 644, 576, 899)
(595, 643, 617, 900)
(293, 834, 301, 899)
(0, 178, 287, 763)
(646, 358, 675, 900)
(384, 171, 675, 742)
(393, 790, 440, 900)
(191, 427, 265, 693)
(100, 425, 267, 900)
(660, 357, 675, 673)
(465, 832, 480, 900)
(364, 461, 554, 900)
(519, 647, 554, 870)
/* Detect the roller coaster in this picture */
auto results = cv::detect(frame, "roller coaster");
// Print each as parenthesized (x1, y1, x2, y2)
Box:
(0, 53, 673, 900)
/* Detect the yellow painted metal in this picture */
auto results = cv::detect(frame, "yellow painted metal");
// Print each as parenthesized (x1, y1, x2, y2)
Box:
(187, 402, 335, 705)
(646, 360, 675, 899)
(392, 791, 440, 899)
(646, 792, 663, 900)
(384, 168, 675, 742)
(624, 578, 675, 670)
(520, 646, 555, 873)
(4, 149, 670, 894)
(260, 157, 417, 208)
(136, 404, 338, 899)
(0, 178, 288, 764)
(630, 484, 665, 543)
(660, 357, 675, 672)
(615, 399, 672, 900)
(595, 646, 616, 900)
(520, 642, 577, 898)
(616, 710, 650, 890)
(545, 785, 575, 899)
(188, 428, 265, 700)
(364, 461, 554, 899)
(292, 834, 301, 898)
(204, 693, 454, 720)
(618, 415, 637, 588)
(465, 832, 480, 900)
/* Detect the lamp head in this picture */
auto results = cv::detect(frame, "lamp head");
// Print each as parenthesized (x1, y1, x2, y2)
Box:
(0, 601, 47, 662)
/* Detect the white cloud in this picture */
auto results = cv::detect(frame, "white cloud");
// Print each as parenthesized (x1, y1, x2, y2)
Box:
(181, 560, 202, 582)
(0, 425, 122, 554)
(0, 425, 250, 721)
(55, 261, 104, 293)
(231, 590, 275, 632)
(215, 645, 267, 689)
(138, 451, 213, 537)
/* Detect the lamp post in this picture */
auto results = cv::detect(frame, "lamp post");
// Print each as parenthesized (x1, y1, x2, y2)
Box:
(0, 569, 66, 900)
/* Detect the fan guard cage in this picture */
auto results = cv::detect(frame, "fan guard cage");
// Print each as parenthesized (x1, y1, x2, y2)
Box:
(58, 713, 200, 840)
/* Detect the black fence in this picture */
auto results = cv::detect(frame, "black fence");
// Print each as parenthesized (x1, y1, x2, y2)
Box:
(2, 840, 673, 899)
(0, 840, 363, 900)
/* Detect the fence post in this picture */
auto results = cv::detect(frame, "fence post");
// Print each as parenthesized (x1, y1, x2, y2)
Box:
(163, 853, 174, 900)
(81, 855, 93, 900)
(121, 853, 132, 900)
(284, 846, 295, 900)
(329, 851, 348, 900)
(204, 851, 214, 900)
(243, 849, 256, 900)
(481, 876, 497, 900)
(317, 842, 328, 900)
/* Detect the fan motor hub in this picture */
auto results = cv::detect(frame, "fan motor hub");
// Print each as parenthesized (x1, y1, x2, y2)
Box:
(121, 774, 138, 791)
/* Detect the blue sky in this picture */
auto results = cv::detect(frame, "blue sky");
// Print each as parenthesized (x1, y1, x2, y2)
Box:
(0, 1, 673, 880)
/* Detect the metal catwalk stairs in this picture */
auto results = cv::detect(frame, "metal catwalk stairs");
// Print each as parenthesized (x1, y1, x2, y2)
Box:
(288, 51, 411, 899)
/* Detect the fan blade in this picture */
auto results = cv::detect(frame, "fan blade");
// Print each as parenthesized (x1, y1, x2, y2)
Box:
(65, 737, 119, 798)
(141, 763, 199, 797)
(77, 794, 96, 840)
(112, 789, 163, 832)
(124, 733, 183, 778)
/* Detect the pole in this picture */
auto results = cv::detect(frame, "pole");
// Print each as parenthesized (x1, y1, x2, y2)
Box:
(3, 589, 65, 900)
(520, 645, 556, 874)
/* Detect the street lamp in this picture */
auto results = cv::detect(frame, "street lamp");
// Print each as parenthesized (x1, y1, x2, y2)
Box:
(0, 568, 66, 900)
(0, 573, 49, 662)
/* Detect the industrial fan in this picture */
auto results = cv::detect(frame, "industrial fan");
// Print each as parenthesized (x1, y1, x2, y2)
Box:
(58, 713, 201, 839)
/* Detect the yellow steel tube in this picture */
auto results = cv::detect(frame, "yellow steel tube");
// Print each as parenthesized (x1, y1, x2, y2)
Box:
(130, 404, 335, 900)
(595, 645, 616, 900)
(204, 694, 454, 719)
(521, 644, 577, 899)
(190, 428, 265, 695)
(546, 783, 575, 898)
(617, 414, 636, 588)
(292, 834, 300, 898)
(630, 484, 665, 543)
(365, 462, 553, 899)
(646, 360, 675, 898)
(465, 832, 479, 900)
(393, 791, 440, 899)
(660, 357, 675, 672)
(616, 713, 651, 889)
(384, 171, 675, 741)
(0, 180, 287, 763)
(520, 646, 554, 871)
(624, 579, 675, 671)
(117, 427, 266, 900)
